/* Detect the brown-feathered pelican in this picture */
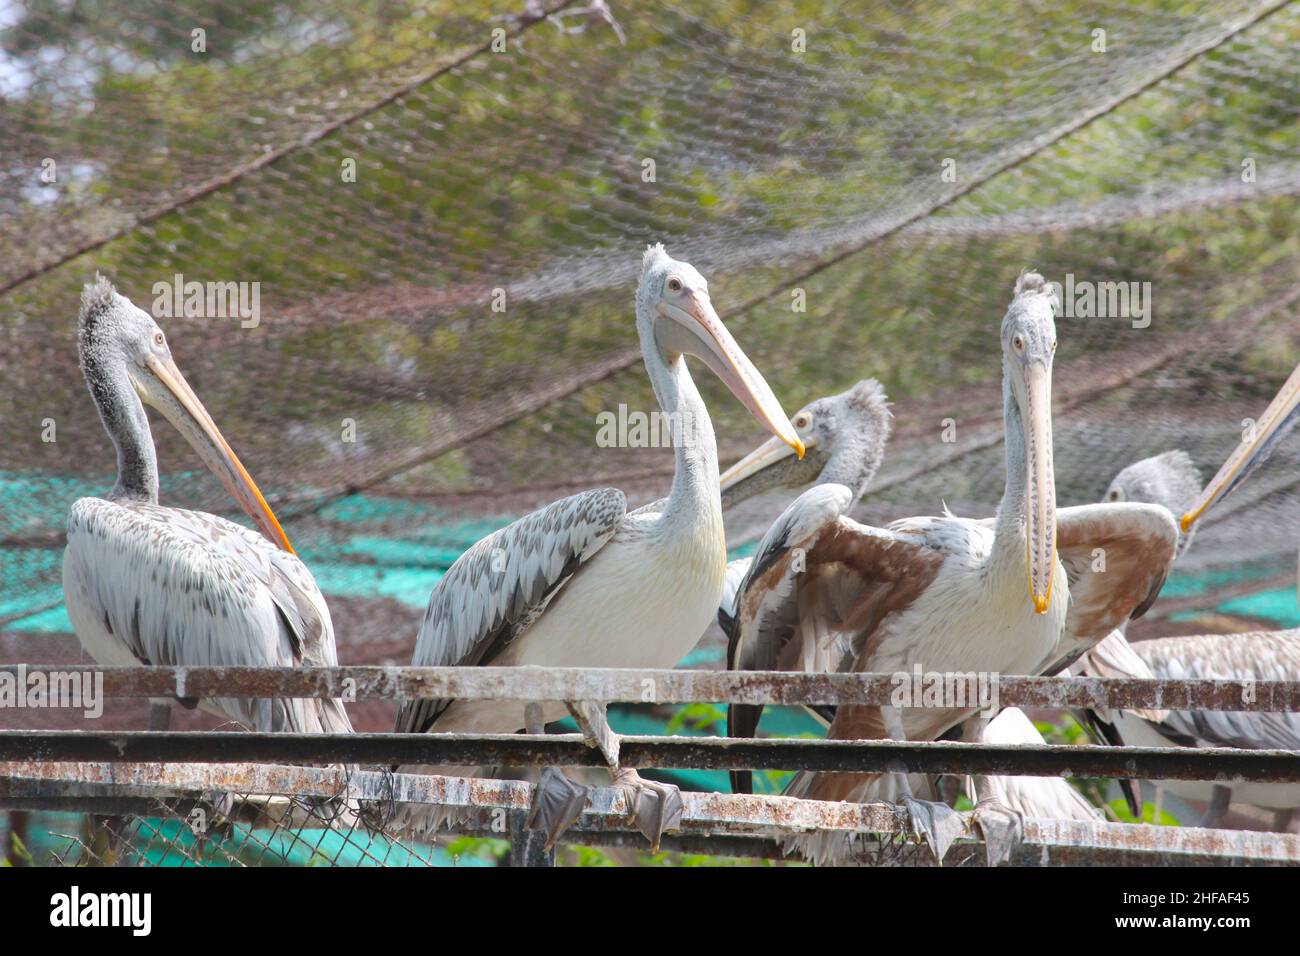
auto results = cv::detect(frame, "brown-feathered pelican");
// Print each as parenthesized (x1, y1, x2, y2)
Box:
(62, 277, 352, 736)
(392, 245, 803, 849)
(719, 273, 1177, 864)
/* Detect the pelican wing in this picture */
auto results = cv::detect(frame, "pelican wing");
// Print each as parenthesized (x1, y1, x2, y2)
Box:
(63, 498, 350, 733)
(1045, 502, 1178, 674)
(396, 487, 627, 735)
(1134, 630, 1300, 751)
(728, 483, 856, 674)
(725, 488, 947, 792)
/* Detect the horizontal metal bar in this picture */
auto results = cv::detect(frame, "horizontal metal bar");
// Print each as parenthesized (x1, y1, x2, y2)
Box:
(2, 731, 1298, 781)
(3, 760, 1297, 864)
(3, 664, 1297, 712)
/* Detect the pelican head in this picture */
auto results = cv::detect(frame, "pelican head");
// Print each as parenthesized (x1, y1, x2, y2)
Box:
(719, 379, 891, 508)
(1105, 450, 1203, 558)
(637, 244, 803, 457)
(1180, 360, 1300, 534)
(78, 275, 295, 553)
(1003, 272, 1060, 614)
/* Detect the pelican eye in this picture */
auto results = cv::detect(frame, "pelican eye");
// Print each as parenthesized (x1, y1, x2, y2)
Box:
(1107, 488, 1122, 502)
(793, 412, 811, 430)
(153, 331, 165, 347)
(1013, 335, 1024, 352)
(666, 276, 682, 293)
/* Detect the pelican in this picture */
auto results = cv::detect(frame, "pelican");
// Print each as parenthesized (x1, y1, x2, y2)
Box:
(62, 277, 352, 736)
(715, 382, 1105, 826)
(719, 273, 1176, 864)
(1082, 435, 1300, 829)
(392, 245, 803, 848)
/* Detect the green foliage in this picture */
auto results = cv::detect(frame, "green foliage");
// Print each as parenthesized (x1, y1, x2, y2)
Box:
(444, 834, 508, 864)
(665, 702, 726, 735)
(1109, 800, 1182, 827)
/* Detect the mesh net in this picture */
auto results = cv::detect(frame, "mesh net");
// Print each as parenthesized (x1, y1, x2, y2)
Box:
(2, 1, 1299, 672)
(0, 788, 963, 867)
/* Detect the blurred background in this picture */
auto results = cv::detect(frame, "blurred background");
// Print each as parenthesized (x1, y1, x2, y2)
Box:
(1, 0, 1298, 860)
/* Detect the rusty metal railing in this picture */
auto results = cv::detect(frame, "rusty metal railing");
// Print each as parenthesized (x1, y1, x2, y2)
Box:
(0, 663, 1295, 711)
(1, 664, 1297, 866)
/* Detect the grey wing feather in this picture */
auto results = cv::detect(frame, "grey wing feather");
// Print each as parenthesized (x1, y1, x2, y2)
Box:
(63, 499, 351, 734)
(1136, 630, 1300, 751)
(396, 487, 626, 734)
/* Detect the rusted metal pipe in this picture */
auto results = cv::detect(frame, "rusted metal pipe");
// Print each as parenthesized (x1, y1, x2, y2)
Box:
(2, 664, 1296, 712)
(1, 731, 1297, 781)
(3, 760, 1298, 864)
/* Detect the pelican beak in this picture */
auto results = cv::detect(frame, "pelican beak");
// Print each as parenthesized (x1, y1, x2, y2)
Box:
(719, 433, 815, 492)
(1181, 361, 1300, 533)
(136, 353, 296, 554)
(1019, 360, 1057, 614)
(658, 291, 803, 458)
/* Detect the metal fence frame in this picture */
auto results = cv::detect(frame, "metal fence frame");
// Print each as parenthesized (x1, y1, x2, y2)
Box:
(2, 665, 1298, 866)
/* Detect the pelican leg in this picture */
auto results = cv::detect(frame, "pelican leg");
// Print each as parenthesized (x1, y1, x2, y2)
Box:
(883, 707, 963, 864)
(611, 767, 683, 853)
(959, 716, 1024, 866)
(523, 703, 590, 850)
(969, 795, 1024, 868)
(1199, 784, 1232, 828)
(568, 699, 682, 851)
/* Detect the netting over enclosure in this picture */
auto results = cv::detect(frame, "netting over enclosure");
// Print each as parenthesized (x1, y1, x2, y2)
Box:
(2, 0, 1299, 676)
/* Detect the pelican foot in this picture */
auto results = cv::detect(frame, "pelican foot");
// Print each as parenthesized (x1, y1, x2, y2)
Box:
(972, 799, 1024, 867)
(525, 767, 590, 849)
(612, 768, 683, 852)
(900, 795, 964, 864)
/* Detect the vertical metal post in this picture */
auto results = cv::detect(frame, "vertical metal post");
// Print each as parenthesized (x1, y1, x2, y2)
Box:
(507, 809, 554, 867)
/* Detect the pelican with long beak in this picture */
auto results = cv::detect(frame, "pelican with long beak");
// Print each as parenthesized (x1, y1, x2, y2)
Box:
(716, 274, 1175, 864)
(1082, 450, 1300, 831)
(393, 245, 803, 850)
(1181, 360, 1300, 536)
(62, 276, 353, 736)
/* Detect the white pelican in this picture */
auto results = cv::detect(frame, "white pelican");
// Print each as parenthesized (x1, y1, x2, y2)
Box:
(393, 245, 803, 848)
(719, 273, 1177, 864)
(62, 277, 352, 736)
